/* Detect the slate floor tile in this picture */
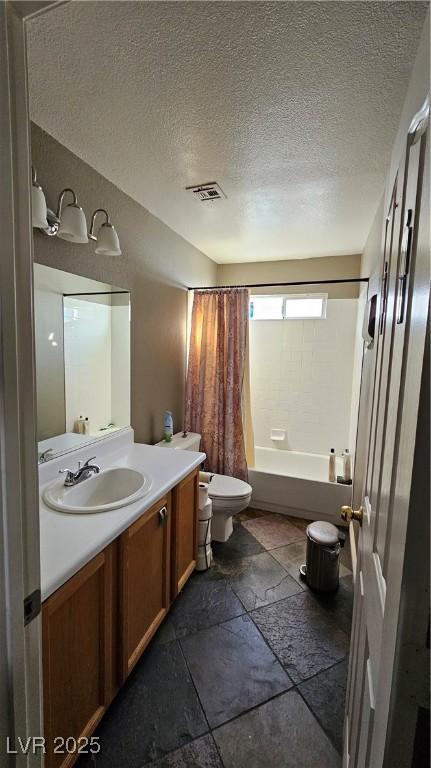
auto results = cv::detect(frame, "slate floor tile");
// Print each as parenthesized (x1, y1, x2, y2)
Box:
(341, 541, 353, 571)
(218, 551, 303, 610)
(251, 591, 350, 683)
(144, 734, 223, 768)
(213, 689, 340, 768)
(287, 515, 312, 533)
(270, 540, 308, 585)
(211, 520, 264, 562)
(271, 541, 352, 587)
(237, 507, 266, 522)
(79, 640, 207, 768)
(169, 573, 245, 638)
(313, 575, 354, 636)
(242, 513, 305, 550)
(152, 613, 176, 646)
(181, 613, 292, 728)
(299, 659, 349, 754)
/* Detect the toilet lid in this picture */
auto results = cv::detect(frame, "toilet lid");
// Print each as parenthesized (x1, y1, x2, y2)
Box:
(208, 474, 252, 500)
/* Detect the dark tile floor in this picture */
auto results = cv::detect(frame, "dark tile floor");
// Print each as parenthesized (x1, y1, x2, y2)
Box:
(77, 510, 353, 768)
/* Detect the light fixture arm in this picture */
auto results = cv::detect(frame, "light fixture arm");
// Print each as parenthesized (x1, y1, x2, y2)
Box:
(56, 188, 78, 219)
(89, 208, 111, 240)
(32, 166, 38, 186)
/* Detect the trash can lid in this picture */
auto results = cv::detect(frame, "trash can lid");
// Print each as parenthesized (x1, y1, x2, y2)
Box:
(307, 521, 340, 546)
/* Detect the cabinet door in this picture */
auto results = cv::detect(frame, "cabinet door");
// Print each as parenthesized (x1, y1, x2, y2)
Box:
(42, 544, 114, 768)
(171, 470, 198, 599)
(119, 493, 171, 680)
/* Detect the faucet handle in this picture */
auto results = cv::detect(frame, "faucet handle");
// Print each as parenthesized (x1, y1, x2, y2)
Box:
(59, 468, 74, 482)
(83, 456, 97, 467)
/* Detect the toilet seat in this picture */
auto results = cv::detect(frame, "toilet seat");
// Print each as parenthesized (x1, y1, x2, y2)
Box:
(207, 473, 252, 501)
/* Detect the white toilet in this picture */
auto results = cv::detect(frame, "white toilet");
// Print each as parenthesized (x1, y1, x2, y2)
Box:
(156, 431, 252, 542)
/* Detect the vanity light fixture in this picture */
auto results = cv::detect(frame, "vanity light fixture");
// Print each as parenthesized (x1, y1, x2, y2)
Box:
(31, 169, 121, 253)
(56, 188, 89, 243)
(31, 166, 49, 229)
(88, 209, 122, 256)
(31, 171, 88, 241)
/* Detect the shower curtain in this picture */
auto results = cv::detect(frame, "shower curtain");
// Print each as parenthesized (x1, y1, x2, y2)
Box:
(184, 288, 252, 481)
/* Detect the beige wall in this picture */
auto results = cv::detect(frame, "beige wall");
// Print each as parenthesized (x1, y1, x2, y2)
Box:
(31, 124, 217, 444)
(217, 254, 363, 299)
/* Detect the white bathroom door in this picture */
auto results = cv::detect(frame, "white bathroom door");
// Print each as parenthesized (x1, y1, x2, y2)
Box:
(342, 100, 429, 768)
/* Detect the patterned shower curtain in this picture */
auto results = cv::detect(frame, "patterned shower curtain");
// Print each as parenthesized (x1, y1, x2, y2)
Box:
(184, 288, 250, 481)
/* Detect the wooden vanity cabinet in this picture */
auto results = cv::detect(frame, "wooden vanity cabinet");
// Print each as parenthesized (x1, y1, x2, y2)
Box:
(42, 544, 114, 768)
(42, 472, 199, 767)
(171, 469, 199, 599)
(119, 493, 172, 680)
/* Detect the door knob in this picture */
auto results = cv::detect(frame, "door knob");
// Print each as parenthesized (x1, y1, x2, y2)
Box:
(341, 505, 363, 524)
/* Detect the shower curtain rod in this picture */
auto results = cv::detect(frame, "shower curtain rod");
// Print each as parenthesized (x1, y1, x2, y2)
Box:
(63, 290, 130, 297)
(187, 277, 369, 291)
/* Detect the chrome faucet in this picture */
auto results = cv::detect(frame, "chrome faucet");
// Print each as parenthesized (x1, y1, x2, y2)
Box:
(59, 456, 100, 486)
(39, 448, 54, 464)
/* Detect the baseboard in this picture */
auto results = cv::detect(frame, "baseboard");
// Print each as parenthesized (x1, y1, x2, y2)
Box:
(248, 498, 348, 527)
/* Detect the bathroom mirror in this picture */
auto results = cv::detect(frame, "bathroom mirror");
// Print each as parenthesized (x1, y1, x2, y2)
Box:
(34, 263, 131, 461)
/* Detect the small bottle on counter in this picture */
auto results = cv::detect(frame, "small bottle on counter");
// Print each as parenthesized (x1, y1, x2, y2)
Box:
(74, 416, 85, 434)
(328, 448, 336, 482)
(83, 417, 90, 435)
(343, 449, 352, 483)
(163, 410, 174, 442)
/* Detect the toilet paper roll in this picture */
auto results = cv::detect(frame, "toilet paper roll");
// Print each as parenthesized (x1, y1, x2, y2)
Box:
(198, 498, 212, 522)
(196, 545, 212, 572)
(198, 519, 211, 546)
(199, 471, 214, 484)
(198, 482, 209, 509)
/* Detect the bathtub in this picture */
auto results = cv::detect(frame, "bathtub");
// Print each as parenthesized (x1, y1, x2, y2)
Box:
(248, 446, 352, 524)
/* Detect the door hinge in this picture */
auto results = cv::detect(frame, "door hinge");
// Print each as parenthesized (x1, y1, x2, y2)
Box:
(24, 589, 41, 626)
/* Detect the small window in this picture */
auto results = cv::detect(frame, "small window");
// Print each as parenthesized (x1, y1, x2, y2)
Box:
(284, 295, 327, 319)
(249, 295, 283, 320)
(250, 293, 327, 320)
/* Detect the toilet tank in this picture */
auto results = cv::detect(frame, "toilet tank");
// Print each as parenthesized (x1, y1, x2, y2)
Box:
(156, 431, 201, 451)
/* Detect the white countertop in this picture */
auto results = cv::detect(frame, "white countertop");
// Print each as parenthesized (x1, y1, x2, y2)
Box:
(39, 429, 205, 601)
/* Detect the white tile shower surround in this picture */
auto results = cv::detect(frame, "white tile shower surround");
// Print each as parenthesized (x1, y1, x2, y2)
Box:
(64, 297, 130, 434)
(249, 298, 359, 456)
(64, 298, 112, 433)
(111, 302, 131, 428)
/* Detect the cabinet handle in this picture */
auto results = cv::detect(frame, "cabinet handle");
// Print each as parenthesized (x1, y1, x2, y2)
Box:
(158, 506, 167, 525)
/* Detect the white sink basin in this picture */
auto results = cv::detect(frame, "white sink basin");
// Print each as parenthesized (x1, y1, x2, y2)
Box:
(43, 467, 152, 514)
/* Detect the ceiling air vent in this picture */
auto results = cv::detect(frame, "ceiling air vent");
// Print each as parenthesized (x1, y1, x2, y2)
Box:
(185, 182, 227, 202)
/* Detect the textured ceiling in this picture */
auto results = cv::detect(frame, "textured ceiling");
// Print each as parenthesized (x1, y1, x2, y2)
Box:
(27, 1, 427, 263)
